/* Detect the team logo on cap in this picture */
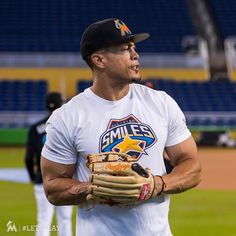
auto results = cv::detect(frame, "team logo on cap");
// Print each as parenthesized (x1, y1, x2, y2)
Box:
(114, 19, 131, 36)
(99, 114, 157, 160)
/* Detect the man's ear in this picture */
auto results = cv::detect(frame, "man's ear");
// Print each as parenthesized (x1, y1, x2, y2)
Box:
(91, 53, 106, 69)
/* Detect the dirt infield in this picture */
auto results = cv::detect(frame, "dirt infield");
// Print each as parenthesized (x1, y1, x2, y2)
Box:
(197, 147, 236, 190)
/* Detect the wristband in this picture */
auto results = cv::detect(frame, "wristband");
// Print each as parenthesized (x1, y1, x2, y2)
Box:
(156, 175, 166, 195)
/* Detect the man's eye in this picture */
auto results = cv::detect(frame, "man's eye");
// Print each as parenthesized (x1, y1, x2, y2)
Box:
(121, 47, 129, 51)
(120, 45, 137, 51)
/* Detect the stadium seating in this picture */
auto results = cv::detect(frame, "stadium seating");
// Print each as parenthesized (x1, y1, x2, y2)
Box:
(0, 1, 235, 130)
(0, 80, 47, 111)
(77, 80, 93, 94)
(0, 0, 195, 53)
(208, 0, 236, 38)
(153, 79, 236, 112)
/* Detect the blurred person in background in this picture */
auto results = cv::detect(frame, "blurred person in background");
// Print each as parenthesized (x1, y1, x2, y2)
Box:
(25, 92, 73, 236)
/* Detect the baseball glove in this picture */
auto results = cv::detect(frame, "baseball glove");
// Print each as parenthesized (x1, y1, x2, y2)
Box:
(86, 152, 157, 206)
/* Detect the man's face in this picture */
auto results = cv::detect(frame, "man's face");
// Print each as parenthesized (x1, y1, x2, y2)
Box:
(101, 42, 141, 84)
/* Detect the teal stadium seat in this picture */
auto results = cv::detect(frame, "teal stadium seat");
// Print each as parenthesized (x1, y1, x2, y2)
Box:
(0, 80, 47, 111)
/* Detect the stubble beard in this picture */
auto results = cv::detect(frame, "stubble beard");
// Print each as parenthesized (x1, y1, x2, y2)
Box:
(131, 76, 142, 84)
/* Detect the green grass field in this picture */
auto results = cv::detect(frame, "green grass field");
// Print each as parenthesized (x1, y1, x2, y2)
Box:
(0, 147, 236, 236)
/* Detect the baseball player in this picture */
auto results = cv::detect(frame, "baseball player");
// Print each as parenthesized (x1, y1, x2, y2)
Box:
(41, 19, 201, 236)
(25, 92, 73, 236)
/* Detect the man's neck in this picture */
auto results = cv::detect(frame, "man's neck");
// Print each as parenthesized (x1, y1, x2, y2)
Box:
(91, 78, 130, 101)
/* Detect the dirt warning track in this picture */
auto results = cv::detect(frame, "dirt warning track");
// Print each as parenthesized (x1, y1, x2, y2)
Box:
(197, 148, 236, 190)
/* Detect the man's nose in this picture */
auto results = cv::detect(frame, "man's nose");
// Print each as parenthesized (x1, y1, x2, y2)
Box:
(131, 49, 139, 60)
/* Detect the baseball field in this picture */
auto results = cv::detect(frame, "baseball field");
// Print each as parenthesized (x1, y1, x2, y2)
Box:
(0, 147, 236, 236)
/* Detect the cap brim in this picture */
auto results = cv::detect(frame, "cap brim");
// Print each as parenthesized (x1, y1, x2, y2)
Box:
(132, 33, 150, 43)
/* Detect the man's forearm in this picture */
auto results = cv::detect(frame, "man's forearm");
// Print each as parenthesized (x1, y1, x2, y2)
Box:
(44, 178, 91, 206)
(160, 158, 201, 194)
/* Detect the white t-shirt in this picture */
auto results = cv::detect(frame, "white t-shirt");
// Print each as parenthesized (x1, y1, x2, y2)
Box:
(42, 83, 191, 236)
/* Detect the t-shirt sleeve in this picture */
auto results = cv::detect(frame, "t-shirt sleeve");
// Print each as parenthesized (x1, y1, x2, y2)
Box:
(165, 94, 191, 147)
(41, 110, 77, 164)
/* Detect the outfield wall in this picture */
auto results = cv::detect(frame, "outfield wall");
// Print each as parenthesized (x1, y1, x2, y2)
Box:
(0, 129, 27, 145)
(229, 70, 236, 81)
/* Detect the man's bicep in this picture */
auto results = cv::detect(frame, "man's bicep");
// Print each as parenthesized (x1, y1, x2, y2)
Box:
(42, 119, 77, 164)
(41, 155, 76, 181)
(165, 136, 198, 166)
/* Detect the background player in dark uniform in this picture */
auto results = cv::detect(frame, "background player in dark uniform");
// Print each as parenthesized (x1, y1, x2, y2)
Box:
(25, 92, 73, 236)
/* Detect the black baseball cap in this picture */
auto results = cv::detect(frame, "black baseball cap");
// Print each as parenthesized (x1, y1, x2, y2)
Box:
(45, 92, 63, 112)
(80, 18, 150, 59)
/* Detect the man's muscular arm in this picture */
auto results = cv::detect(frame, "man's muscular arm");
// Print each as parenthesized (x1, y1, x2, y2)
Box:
(41, 156, 91, 205)
(157, 136, 201, 194)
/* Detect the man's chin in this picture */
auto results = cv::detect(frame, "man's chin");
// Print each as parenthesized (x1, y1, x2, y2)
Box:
(131, 77, 141, 84)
